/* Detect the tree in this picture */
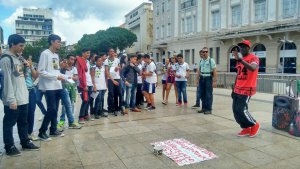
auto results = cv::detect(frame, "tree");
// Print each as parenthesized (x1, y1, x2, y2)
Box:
(77, 27, 137, 53)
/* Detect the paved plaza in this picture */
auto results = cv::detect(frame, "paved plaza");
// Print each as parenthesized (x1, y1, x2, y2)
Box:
(0, 87, 299, 169)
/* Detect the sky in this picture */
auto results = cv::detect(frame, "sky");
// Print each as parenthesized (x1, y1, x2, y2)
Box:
(0, 0, 150, 45)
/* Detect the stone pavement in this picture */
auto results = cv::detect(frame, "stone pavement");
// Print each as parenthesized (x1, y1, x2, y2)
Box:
(0, 87, 299, 169)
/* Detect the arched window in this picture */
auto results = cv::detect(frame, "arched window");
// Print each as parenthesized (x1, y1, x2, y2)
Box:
(279, 42, 297, 73)
(252, 44, 266, 73)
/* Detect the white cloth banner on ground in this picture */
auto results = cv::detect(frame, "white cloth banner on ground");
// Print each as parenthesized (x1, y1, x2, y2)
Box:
(151, 138, 218, 166)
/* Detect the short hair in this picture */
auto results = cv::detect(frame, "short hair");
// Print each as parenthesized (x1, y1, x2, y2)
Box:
(202, 47, 208, 50)
(48, 34, 61, 46)
(95, 55, 102, 62)
(81, 48, 90, 53)
(143, 54, 150, 59)
(107, 48, 114, 53)
(67, 54, 75, 59)
(129, 54, 137, 59)
(8, 34, 25, 48)
(137, 54, 143, 60)
(199, 50, 203, 53)
(177, 53, 183, 58)
(99, 52, 106, 57)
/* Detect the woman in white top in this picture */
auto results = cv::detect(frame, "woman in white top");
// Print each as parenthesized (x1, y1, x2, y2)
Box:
(161, 58, 170, 105)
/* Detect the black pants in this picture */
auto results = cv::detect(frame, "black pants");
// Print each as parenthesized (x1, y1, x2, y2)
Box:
(199, 76, 213, 111)
(136, 83, 144, 106)
(3, 104, 30, 150)
(232, 92, 256, 128)
(107, 79, 122, 112)
(79, 86, 93, 118)
(39, 89, 63, 133)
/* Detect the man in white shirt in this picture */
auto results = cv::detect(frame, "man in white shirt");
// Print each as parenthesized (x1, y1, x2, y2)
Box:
(38, 34, 65, 141)
(104, 48, 122, 116)
(142, 54, 157, 110)
(174, 53, 190, 106)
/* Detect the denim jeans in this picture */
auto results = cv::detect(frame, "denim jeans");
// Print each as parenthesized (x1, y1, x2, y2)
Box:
(199, 76, 213, 111)
(135, 83, 144, 106)
(175, 81, 187, 103)
(3, 104, 30, 150)
(125, 83, 137, 108)
(60, 88, 75, 124)
(79, 86, 93, 118)
(39, 89, 63, 133)
(35, 87, 47, 115)
(196, 79, 202, 106)
(107, 79, 122, 112)
(94, 90, 106, 116)
(27, 89, 37, 135)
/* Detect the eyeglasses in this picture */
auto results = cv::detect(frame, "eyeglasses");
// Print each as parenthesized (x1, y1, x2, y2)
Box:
(202, 51, 208, 53)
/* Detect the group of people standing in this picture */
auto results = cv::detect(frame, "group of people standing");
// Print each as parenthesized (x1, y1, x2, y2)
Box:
(0, 32, 261, 157)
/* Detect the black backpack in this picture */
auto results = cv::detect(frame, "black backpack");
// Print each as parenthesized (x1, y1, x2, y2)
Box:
(0, 54, 14, 100)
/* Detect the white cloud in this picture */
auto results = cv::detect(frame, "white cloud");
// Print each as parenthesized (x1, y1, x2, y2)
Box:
(52, 9, 110, 44)
(0, 0, 151, 44)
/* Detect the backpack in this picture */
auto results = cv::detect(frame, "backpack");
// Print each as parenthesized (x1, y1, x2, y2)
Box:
(0, 54, 14, 100)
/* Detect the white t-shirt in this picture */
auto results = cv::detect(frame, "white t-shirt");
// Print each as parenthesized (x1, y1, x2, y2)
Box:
(65, 66, 78, 78)
(137, 63, 143, 84)
(86, 60, 93, 86)
(104, 57, 120, 79)
(175, 62, 189, 81)
(94, 66, 107, 90)
(161, 64, 168, 80)
(38, 49, 62, 90)
(145, 61, 157, 83)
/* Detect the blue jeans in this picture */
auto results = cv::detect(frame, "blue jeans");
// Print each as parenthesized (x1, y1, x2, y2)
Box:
(175, 81, 187, 103)
(79, 86, 93, 118)
(199, 76, 213, 111)
(94, 90, 106, 116)
(27, 89, 37, 135)
(60, 88, 75, 124)
(196, 79, 202, 106)
(39, 89, 63, 133)
(35, 87, 47, 115)
(125, 83, 137, 108)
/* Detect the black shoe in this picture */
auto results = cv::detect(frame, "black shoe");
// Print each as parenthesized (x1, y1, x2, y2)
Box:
(103, 109, 108, 112)
(113, 111, 118, 116)
(22, 141, 40, 151)
(204, 111, 212, 115)
(6, 146, 21, 157)
(95, 115, 100, 119)
(50, 131, 65, 137)
(192, 104, 200, 109)
(38, 132, 52, 141)
(198, 109, 205, 113)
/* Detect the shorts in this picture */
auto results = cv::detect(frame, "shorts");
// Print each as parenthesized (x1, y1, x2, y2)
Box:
(162, 80, 166, 85)
(167, 76, 175, 84)
(143, 81, 156, 94)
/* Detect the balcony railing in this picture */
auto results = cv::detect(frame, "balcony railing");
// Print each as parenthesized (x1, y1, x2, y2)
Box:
(181, 0, 195, 9)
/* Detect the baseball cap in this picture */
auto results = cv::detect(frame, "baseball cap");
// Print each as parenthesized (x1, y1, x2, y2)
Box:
(238, 40, 251, 48)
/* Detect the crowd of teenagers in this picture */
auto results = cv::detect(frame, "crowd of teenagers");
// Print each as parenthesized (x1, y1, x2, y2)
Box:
(0, 33, 261, 157)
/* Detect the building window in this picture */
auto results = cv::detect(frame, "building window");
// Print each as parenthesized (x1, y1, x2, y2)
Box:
(232, 5, 241, 27)
(209, 48, 214, 58)
(192, 49, 195, 64)
(167, 23, 171, 37)
(161, 25, 165, 39)
(186, 16, 193, 33)
(181, 19, 185, 33)
(181, 0, 195, 9)
(211, 10, 220, 30)
(162, 2, 165, 13)
(167, 0, 171, 11)
(283, 0, 297, 18)
(156, 5, 159, 15)
(185, 49, 190, 64)
(156, 27, 160, 39)
(254, 0, 266, 22)
(216, 47, 220, 64)
(253, 44, 266, 72)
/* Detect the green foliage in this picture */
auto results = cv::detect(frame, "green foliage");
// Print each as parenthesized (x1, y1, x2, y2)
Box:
(77, 27, 137, 53)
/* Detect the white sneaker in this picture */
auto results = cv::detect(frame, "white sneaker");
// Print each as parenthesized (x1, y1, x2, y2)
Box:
(28, 134, 39, 141)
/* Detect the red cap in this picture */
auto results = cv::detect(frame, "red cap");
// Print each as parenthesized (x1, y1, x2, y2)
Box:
(238, 40, 251, 48)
